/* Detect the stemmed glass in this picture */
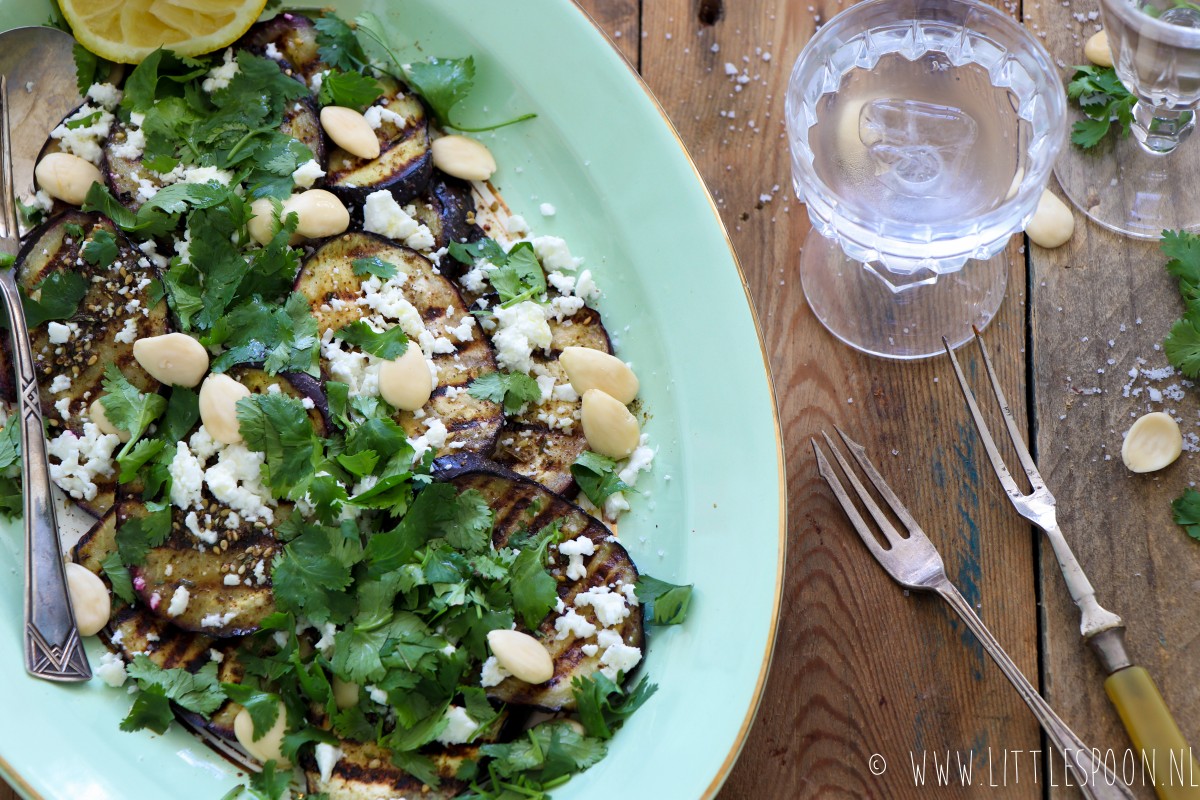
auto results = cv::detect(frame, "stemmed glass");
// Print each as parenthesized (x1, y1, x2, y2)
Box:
(1056, 0, 1200, 238)
(786, 0, 1067, 359)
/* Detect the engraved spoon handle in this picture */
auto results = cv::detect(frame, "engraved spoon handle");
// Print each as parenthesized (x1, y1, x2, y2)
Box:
(0, 76, 89, 681)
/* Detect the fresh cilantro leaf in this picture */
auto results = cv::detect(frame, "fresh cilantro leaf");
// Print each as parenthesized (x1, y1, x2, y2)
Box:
(120, 684, 174, 734)
(244, 760, 292, 800)
(80, 229, 119, 268)
(570, 451, 631, 508)
(1173, 488, 1200, 541)
(155, 387, 201, 444)
(236, 393, 318, 498)
(315, 14, 369, 71)
(100, 552, 136, 604)
(396, 54, 533, 132)
(117, 438, 166, 484)
(509, 522, 560, 628)
(270, 522, 360, 623)
(65, 110, 102, 130)
(127, 655, 227, 715)
(571, 673, 657, 740)
(101, 364, 167, 444)
(161, 257, 204, 329)
(363, 484, 490, 573)
(208, 293, 319, 376)
(1163, 229, 1200, 298)
(120, 48, 208, 114)
(115, 501, 171, 564)
(0, 477, 19, 520)
(489, 241, 546, 306)
(635, 574, 693, 625)
(333, 320, 408, 359)
(1067, 66, 1139, 149)
(443, 489, 493, 553)
(468, 371, 541, 414)
(187, 201, 255, 330)
(448, 237, 507, 268)
(1164, 315, 1200, 378)
(21, 270, 87, 328)
(336, 449, 379, 477)
(318, 69, 383, 110)
(221, 683, 281, 739)
(82, 183, 138, 230)
(0, 421, 20, 471)
(0, 253, 14, 270)
(387, 750, 443, 788)
(352, 256, 399, 279)
(482, 721, 607, 784)
(332, 626, 388, 684)
(73, 43, 113, 96)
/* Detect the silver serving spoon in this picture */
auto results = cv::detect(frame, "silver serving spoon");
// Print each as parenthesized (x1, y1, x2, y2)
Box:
(0, 27, 91, 681)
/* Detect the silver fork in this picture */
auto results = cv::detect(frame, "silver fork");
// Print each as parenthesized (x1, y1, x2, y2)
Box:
(813, 429, 1133, 800)
(945, 333, 1200, 800)
(0, 76, 90, 681)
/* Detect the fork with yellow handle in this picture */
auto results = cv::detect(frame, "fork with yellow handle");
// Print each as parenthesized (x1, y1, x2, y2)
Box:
(946, 332, 1200, 800)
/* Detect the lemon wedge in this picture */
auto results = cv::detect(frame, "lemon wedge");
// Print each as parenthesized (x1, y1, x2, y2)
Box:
(58, 0, 268, 64)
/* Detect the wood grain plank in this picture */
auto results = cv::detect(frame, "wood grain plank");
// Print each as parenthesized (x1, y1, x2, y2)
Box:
(1028, 4, 1200, 796)
(635, 1, 1043, 798)
(574, 0, 640, 66)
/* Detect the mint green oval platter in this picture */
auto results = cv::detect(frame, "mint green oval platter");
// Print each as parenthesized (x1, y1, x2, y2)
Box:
(0, 2, 786, 798)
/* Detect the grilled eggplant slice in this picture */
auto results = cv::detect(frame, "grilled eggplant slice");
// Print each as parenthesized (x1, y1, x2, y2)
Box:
(436, 454, 644, 710)
(303, 740, 475, 800)
(294, 233, 502, 456)
(408, 172, 481, 251)
(239, 12, 326, 85)
(490, 309, 614, 496)
(325, 78, 432, 207)
(11, 212, 168, 515)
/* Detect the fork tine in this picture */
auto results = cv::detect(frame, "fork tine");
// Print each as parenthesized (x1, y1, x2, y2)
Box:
(831, 427, 926, 540)
(819, 430, 908, 546)
(811, 438, 890, 564)
(942, 335, 1027, 498)
(971, 330, 1043, 489)
(0, 77, 17, 244)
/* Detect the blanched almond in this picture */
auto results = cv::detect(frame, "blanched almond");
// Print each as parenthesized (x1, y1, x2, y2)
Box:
(247, 197, 278, 246)
(89, 397, 130, 443)
(1026, 190, 1074, 249)
(34, 152, 103, 206)
(133, 332, 209, 387)
(431, 135, 497, 181)
(487, 629, 554, 684)
(233, 700, 290, 765)
(1121, 412, 1182, 473)
(560, 346, 639, 404)
(1086, 30, 1113, 67)
(285, 189, 350, 239)
(580, 389, 640, 459)
(332, 676, 359, 709)
(378, 345, 433, 411)
(321, 105, 380, 160)
(199, 373, 251, 445)
(65, 562, 110, 637)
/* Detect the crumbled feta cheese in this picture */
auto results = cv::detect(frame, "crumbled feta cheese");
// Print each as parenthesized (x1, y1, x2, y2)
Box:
(54, 397, 72, 419)
(596, 628, 642, 680)
(204, 444, 275, 523)
(292, 158, 326, 188)
(363, 104, 408, 129)
(460, 266, 489, 293)
(409, 418, 449, 463)
(166, 586, 190, 617)
(47, 423, 119, 501)
(531, 236, 582, 272)
(539, 202, 557, 217)
(574, 585, 630, 627)
(180, 165, 234, 186)
(48, 373, 72, 393)
(47, 321, 72, 344)
(114, 317, 138, 344)
(95, 651, 127, 687)
(446, 314, 475, 342)
(581, 643, 599, 657)
(200, 611, 239, 628)
(367, 685, 389, 705)
(264, 42, 283, 60)
(50, 102, 114, 164)
(362, 190, 436, 250)
(223, 573, 241, 586)
(558, 536, 596, 581)
(507, 214, 529, 234)
(480, 656, 511, 687)
(436, 706, 479, 745)
(553, 608, 598, 641)
(552, 383, 580, 402)
(314, 743, 344, 784)
(168, 441, 205, 509)
(492, 301, 552, 373)
(202, 49, 240, 93)
(86, 82, 123, 109)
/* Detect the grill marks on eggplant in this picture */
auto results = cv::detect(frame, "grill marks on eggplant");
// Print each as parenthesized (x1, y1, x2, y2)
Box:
(239, 13, 326, 86)
(324, 79, 432, 207)
(491, 309, 614, 496)
(303, 741, 475, 800)
(295, 233, 502, 457)
(13, 212, 168, 515)
(436, 455, 644, 710)
(408, 172, 482, 251)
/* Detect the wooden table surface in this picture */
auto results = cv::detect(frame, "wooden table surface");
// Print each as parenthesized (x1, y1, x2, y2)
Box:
(6, 1, 1197, 799)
